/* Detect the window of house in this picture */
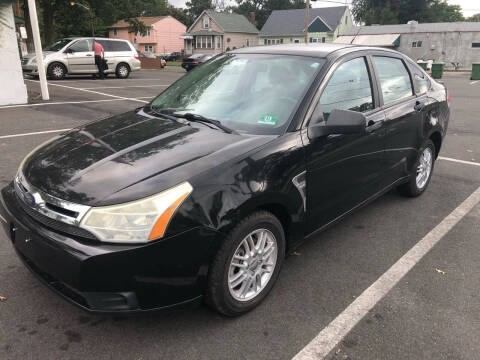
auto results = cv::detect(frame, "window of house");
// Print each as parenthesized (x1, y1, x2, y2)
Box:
(203, 17, 210, 29)
(144, 45, 153, 52)
(294, 39, 300, 43)
(322, 37, 326, 43)
(412, 42, 417, 47)
(196, 36, 213, 49)
(246, 39, 250, 47)
(217, 36, 222, 49)
(264, 39, 267, 45)
(373, 56, 413, 105)
(145, 28, 150, 37)
(412, 41, 422, 48)
(472, 43, 480, 48)
(280, 39, 283, 44)
(113, 29, 117, 36)
(318, 57, 374, 121)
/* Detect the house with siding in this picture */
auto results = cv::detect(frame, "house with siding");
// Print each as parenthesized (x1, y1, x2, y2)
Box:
(259, 6, 352, 45)
(108, 16, 186, 54)
(335, 21, 480, 70)
(181, 10, 259, 55)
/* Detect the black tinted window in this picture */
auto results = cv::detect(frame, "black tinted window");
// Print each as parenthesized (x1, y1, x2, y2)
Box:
(319, 57, 374, 120)
(69, 39, 92, 52)
(96, 40, 131, 52)
(374, 56, 413, 105)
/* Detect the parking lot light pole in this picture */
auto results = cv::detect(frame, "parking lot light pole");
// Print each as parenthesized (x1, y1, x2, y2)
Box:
(70, 2, 95, 37)
(27, 0, 49, 100)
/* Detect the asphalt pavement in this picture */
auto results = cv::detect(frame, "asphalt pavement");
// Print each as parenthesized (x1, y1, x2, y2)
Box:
(0, 70, 479, 360)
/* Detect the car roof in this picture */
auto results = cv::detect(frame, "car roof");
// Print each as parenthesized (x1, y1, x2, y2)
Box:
(232, 43, 401, 58)
(64, 37, 127, 42)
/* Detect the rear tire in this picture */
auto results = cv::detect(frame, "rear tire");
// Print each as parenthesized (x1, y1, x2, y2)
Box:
(47, 62, 66, 80)
(115, 63, 130, 79)
(398, 139, 436, 197)
(205, 211, 285, 316)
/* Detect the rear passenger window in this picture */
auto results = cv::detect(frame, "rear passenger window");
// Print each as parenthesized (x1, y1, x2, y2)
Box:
(373, 56, 413, 105)
(319, 57, 374, 120)
(110, 41, 131, 51)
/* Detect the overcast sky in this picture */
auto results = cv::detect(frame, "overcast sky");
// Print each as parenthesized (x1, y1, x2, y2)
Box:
(168, 0, 480, 17)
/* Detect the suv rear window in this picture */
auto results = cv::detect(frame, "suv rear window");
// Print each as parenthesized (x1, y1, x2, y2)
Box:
(96, 40, 131, 52)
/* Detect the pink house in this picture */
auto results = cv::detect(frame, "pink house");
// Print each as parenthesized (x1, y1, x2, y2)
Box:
(109, 16, 186, 54)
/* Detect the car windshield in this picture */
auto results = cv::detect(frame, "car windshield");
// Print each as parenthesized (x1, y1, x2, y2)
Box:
(43, 39, 72, 52)
(151, 54, 325, 135)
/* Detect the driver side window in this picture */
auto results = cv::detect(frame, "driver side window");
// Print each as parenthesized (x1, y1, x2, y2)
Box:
(318, 57, 374, 121)
(68, 39, 92, 52)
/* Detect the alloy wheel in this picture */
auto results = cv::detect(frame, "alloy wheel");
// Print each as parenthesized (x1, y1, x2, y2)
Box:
(416, 147, 433, 189)
(228, 229, 278, 302)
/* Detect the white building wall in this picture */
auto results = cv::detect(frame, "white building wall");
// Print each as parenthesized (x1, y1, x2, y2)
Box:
(0, 5, 28, 106)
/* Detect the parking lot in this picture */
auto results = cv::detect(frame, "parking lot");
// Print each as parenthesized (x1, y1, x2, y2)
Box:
(0, 70, 479, 360)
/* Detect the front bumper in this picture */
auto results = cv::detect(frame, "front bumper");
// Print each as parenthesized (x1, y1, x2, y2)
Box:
(22, 64, 39, 75)
(0, 183, 222, 313)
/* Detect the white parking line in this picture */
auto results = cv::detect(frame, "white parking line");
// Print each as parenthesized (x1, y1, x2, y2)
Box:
(293, 185, 480, 360)
(25, 79, 149, 103)
(439, 156, 480, 167)
(0, 97, 152, 110)
(0, 129, 71, 139)
(0, 214, 7, 223)
(470, 80, 480, 85)
(80, 85, 168, 90)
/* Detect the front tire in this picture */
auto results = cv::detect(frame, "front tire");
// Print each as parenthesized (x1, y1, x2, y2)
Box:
(205, 211, 285, 316)
(115, 63, 130, 79)
(47, 62, 66, 80)
(398, 139, 436, 197)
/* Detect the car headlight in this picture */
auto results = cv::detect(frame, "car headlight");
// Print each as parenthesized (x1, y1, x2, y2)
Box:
(79, 182, 193, 243)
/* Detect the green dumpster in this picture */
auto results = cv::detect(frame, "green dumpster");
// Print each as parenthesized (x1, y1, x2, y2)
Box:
(471, 63, 480, 80)
(417, 61, 428, 71)
(431, 62, 445, 79)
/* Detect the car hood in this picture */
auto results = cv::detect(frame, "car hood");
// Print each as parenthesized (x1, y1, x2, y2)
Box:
(23, 109, 273, 206)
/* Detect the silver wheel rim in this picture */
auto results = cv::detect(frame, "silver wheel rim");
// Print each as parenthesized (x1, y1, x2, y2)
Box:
(228, 229, 278, 302)
(118, 65, 128, 77)
(416, 147, 433, 189)
(52, 65, 63, 78)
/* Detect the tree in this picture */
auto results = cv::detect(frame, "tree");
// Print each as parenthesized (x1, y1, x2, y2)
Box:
(126, 17, 148, 36)
(186, 0, 213, 22)
(468, 13, 480, 22)
(351, 0, 464, 25)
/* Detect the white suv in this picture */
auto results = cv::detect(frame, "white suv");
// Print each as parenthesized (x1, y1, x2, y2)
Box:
(22, 37, 141, 80)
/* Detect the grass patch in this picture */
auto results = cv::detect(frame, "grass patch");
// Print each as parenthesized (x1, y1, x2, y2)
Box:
(167, 61, 182, 66)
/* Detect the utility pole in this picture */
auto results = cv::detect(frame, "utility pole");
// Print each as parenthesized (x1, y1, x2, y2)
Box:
(305, 0, 310, 44)
(27, 0, 49, 100)
(70, 2, 95, 37)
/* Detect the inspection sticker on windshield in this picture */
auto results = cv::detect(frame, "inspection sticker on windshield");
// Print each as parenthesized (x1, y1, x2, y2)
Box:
(258, 115, 278, 125)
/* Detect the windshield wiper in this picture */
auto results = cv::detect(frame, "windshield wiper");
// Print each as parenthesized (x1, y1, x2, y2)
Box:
(149, 106, 189, 124)
(173, 112, 235, 134)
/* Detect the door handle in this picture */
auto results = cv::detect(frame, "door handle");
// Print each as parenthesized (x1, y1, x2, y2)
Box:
(86, 54, 93, 56)
(366, 119, 384, 133)
(414, 101, 425, 111)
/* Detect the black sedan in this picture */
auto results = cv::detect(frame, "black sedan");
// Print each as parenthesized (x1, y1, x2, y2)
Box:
(0, 44, 449, 316)
(181, 53, 213, 71)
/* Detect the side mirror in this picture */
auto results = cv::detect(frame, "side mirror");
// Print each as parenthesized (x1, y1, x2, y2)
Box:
(65, 48, 74, 54)
(307, 109, 366, 140)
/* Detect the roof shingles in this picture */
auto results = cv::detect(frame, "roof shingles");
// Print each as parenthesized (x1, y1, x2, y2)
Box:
(109, 16, 168, 29)
(260, 6, 347, 36)
(202, 10, 259, 34)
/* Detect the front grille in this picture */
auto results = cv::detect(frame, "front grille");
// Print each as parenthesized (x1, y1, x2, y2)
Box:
(21, 58, 28, 65)
(12, 192, 97, 240)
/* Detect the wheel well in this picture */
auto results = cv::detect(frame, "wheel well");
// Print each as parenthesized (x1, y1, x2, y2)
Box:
(429, 132, 442, 158)
(256, 203, 291, 249)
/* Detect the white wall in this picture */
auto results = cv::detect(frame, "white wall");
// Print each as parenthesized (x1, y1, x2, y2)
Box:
(0, 5, 28, 106)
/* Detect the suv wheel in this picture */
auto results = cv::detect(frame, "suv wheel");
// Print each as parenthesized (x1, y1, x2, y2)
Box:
(116, 63, 130, 79)
(205, 211, 285, 316)
(47, 62, 66, 80)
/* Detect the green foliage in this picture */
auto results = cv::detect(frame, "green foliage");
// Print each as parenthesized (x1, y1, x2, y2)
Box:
(351, 0, 465, 25)
(126, 18, 148, 36)
(0, 0, 17, 5)
(467, 13, 480, 22)
(185, 0, 213, 23)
